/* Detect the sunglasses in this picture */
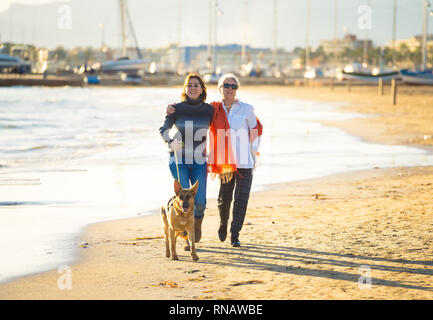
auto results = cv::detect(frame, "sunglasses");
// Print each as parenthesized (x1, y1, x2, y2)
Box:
(222, 83, 238, 90)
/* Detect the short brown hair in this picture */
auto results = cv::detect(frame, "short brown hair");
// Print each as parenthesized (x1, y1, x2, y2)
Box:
(181, 73, 207, 102)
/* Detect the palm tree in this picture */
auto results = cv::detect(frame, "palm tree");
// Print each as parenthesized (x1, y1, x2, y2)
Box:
(383, 46, 395, 66)
(51, 46, 68, 61)
(428, 45, 433, 67)
(398, 43, 410, 67)
(411, 46, 422, 67)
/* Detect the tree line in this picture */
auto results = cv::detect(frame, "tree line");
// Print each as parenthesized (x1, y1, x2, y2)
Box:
(295, 43, 433, 69)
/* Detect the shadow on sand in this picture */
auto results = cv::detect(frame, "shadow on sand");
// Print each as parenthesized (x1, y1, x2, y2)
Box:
(198, 243, 433, 292)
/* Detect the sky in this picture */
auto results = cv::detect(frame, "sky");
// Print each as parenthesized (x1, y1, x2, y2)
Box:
(0, 0, 62, 13)
(0, 0, 432, 50)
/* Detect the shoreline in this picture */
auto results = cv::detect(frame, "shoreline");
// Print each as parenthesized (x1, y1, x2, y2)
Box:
(1, 85, 432, 299)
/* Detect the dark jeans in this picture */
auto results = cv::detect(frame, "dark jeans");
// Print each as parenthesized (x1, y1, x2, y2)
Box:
(217, 168, 253, 237)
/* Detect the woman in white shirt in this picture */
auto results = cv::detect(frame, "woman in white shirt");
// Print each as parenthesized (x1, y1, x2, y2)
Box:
(215, 73, 261, 247)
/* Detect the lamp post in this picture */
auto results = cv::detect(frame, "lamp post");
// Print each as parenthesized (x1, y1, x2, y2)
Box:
(213, 1, 223, 74)
(177, 0, 182, 74)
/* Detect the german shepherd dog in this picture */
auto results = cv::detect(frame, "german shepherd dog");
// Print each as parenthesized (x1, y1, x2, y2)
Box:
(160, 179, 199, 261)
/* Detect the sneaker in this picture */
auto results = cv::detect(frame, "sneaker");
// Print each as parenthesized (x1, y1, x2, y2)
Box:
(231, 240, 241, 247)
(231, 234, 240, 247)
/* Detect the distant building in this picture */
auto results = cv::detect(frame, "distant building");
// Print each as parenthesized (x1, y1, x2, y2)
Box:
(388, 35, 433, 52)
(89, 44, 297, 75)
(11, 44, 32, 61)
(34, 48, 48, 73)
(167, 44, 296, 74)
(320, 34, 373, 56)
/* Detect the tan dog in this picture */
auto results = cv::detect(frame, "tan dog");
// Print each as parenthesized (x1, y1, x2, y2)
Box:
(160, 179, 199, 261)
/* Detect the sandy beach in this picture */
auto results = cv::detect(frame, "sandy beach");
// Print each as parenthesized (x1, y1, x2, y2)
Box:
(1, 84, 432, 300)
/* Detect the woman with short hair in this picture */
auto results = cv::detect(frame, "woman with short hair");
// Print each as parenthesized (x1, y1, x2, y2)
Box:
(209, 73, 262, 247)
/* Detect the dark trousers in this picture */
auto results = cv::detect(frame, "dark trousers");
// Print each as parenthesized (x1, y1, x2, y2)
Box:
(217, 168, 253, 238)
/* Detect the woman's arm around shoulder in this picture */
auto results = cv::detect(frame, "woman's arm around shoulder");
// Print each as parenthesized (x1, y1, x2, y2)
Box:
(159, 103, 179, 143)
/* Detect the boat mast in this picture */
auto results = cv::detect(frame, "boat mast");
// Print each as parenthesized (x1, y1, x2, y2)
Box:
(119, 0, 127, 57)
(305, 0, 311, 69)
(272, 0, 277, 66)
(334, 0, 338, 42)
(177, 0, 182, 72)
(392, 0, 397, 67)
(213, 0, 217, 74)
(208, 0, 213, 69)
(125, 3, 143, 59)
(362, 0, 370, 68)
(118, 0, 143, 60)
(241, 0, 248, 66)
(9, 6, 13, 43)
(213, 0, 222, 74)
(421, 0, 430, 70)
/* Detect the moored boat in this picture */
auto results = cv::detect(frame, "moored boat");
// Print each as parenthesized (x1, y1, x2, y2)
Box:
(341, 70, 400, 82)
(0, 54, 32, 73)
(399, 69, 433, 85)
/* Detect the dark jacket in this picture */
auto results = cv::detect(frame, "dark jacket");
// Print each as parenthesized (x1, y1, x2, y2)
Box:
(159, 99, 214, 164)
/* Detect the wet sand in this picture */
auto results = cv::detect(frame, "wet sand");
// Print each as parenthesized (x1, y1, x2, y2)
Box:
(1, 84, 432, 300)
(251, 84, 433, 150)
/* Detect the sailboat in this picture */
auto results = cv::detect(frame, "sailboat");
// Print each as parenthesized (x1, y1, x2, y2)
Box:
(399, 0, 433, 85)
(99, 0, 149, 77)
(341, 45, 399, 82)
(341, 65, 399, 82)
(342, 1, 399, 82)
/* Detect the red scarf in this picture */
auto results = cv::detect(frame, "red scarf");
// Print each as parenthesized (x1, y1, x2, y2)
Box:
(208, 101, 263, 174)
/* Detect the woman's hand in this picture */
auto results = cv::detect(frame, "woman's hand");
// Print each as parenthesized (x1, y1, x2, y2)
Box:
(219, 172, 233, 184)
(166, 103, 176, 115)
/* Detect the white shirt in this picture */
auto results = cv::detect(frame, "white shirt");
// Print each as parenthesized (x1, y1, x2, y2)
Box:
(222, 99, 261, 169)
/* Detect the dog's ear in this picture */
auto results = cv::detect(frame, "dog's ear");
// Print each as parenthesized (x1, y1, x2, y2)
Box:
(174, 179, 182, 196)
(191, 180, 199, 196)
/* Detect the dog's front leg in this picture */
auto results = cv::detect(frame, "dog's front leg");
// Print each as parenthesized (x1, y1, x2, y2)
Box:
(164, 225, 170, 258)
(161, 206, 170, 258)
(169, 228, 178, 260)
(187, 225, 199, 261)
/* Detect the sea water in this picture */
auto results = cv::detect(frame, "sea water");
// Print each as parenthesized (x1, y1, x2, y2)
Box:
(0, 86, 432, 284)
